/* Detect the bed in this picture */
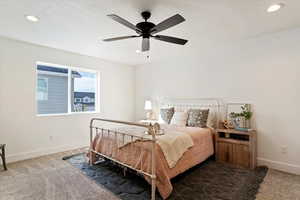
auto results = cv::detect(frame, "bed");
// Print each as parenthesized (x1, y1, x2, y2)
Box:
(89, 98, 223, 200)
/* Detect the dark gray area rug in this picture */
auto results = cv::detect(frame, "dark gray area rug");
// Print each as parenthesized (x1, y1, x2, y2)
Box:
(63, 153, 267, 200)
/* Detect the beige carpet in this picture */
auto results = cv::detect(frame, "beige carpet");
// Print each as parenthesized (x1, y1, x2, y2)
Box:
(1, 149, 299, 200)
(256, 169, 300, 200)
(0, 148, 118, 200)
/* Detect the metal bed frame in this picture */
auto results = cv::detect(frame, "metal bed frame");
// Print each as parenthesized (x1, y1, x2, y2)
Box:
(89, 118, 159, 200)
(89, 98, 223, 200)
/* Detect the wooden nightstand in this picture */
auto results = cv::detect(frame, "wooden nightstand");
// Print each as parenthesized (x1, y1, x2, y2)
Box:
(138, 119, 159, 125)
(215, 129, 257, 169)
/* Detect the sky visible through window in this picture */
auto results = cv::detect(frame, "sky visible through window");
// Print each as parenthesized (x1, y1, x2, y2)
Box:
(73, 71, 96, 93)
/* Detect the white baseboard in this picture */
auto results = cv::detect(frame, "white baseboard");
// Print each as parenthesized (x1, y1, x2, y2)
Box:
(6, 144, 88, 163)
(258, 157, 300, 175)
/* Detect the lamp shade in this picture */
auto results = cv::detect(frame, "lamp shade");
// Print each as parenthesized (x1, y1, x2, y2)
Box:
(144, 100, 152, 110)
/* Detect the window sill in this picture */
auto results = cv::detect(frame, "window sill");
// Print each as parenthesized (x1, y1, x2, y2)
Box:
(36, 111, 100, 117)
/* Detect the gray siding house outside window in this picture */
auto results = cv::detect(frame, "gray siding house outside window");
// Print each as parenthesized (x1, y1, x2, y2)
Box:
(37, 74, 68, 114)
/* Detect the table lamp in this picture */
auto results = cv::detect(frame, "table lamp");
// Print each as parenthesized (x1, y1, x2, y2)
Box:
(144, 100, 152, 120)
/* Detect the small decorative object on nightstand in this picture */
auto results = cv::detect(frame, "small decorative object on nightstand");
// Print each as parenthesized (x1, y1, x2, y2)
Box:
(144, 100, 153, 120)
(215, 129, 257, 169)
(0, 144, 7, 171)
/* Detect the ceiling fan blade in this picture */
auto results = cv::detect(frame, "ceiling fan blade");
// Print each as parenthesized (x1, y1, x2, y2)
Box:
(107, 14, 141, 33)
(142, 38, 150, 52)
(150, 14, 185, 34)
(153, 35, 188, 45)
(103, 35, 140, 42)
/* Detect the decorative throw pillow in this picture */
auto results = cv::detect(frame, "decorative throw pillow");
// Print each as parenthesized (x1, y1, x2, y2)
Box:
(187, 109, 210, 128)
(170, 111, 188, 126)
(160, 107, 175, 124)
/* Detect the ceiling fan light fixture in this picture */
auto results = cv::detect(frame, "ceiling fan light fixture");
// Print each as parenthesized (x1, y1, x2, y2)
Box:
(25, 15, 39, 22)
(267, 3, 284, 13)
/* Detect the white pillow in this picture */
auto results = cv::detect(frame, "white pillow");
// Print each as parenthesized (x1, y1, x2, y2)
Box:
(170, 111, 188, 126)
(207, 111, 217, 128)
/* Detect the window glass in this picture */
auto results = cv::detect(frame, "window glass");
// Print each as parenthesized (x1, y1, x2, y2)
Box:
(37, 78, 48, 101)
(71, 70, 97, 112)
(37, 65, 69, 114)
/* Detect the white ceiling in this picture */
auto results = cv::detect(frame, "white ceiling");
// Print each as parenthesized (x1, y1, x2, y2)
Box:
(0, 0, 300, 66)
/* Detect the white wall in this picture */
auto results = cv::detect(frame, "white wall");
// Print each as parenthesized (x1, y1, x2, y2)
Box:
(0, 37, 135, 162)
(135, 27, 300, 174)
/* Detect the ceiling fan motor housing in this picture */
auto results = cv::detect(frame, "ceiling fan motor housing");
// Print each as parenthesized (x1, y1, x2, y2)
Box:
(136, 22, 155, 38)
(136, 11, 156, 38)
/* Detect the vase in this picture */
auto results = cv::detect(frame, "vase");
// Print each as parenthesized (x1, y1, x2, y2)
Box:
(234, 117, 250, 129)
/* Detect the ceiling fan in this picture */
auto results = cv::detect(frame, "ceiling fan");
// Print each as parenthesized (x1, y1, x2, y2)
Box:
(103, 11, 188, 52)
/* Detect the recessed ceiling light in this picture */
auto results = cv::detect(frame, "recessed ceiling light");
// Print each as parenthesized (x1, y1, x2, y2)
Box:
(267, 3, 284, 13)
(25, 15, 39, 22)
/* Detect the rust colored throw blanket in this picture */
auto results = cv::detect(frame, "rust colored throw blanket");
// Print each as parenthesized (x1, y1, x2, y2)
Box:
(90, 125, 214, 199)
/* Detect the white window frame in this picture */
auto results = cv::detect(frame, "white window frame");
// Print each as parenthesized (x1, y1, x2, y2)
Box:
(36, 61, 100, 116)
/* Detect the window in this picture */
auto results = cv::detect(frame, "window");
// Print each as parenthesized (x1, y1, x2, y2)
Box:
(74, 98, 82, 103)
(36, 62, 98, 115)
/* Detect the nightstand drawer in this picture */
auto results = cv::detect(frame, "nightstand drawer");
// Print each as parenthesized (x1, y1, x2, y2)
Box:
(217, 142, 250, 168)
(232, 144, 250, 168)
(217, 142, 233, 163)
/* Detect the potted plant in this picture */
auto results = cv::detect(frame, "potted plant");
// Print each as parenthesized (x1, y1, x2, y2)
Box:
(229, 104, 253, 129)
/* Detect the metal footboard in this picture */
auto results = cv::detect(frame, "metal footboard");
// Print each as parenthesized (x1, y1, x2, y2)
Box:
(89, 118, 159, 200)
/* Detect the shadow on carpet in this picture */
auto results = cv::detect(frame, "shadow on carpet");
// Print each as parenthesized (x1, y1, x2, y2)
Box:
(63, 153, 267, 200)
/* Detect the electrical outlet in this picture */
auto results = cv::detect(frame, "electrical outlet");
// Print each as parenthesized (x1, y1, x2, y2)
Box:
(281, 146, 287, 154)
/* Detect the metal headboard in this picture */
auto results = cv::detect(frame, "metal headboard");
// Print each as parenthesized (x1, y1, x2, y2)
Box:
(157, 98, 225, 128)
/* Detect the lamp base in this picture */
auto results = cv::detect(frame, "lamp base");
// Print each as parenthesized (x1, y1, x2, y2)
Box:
(146, 111, 153, 120)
